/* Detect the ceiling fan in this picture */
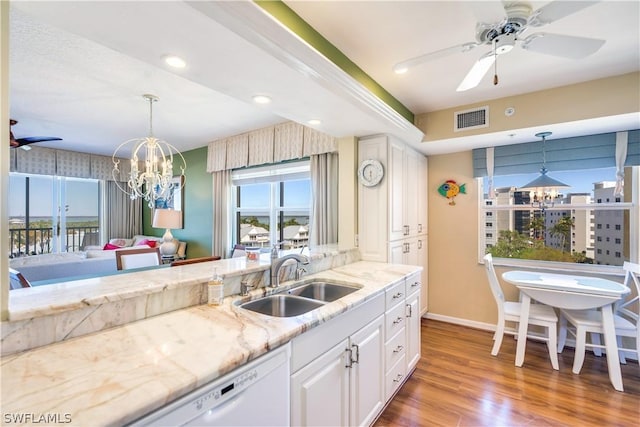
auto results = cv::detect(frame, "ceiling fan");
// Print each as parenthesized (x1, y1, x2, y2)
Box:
(9, 119, 62, 149)
(393, 0, 605, 91)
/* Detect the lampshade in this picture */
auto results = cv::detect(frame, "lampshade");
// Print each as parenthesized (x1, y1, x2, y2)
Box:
(112, 94, 186, 208)
(152, 208, 182, 230)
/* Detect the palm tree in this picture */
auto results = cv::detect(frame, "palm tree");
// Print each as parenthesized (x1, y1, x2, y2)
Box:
(529, 216, 546, 240)
(550, 216, 574, 252)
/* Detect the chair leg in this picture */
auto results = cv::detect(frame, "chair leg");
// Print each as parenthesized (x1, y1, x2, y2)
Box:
(492, 321, 505, 356)
(617, 335, 627, 364)
(547, 324, 559, 370)
(572, 325, 588, 374)
(557, 314, 568, 353)
(591, 333, 603, 357)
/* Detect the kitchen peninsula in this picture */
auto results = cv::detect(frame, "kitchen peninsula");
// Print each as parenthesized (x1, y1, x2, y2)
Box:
(1, 250, 421, 426)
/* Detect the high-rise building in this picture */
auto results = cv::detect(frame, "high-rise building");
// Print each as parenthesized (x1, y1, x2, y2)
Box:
(593, 182, 624, 265)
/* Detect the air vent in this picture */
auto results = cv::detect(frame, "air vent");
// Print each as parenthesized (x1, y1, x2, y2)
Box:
(454, 106, 489, 132)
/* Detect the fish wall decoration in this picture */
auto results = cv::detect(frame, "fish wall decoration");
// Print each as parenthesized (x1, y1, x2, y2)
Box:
(438, 179, 466, 205)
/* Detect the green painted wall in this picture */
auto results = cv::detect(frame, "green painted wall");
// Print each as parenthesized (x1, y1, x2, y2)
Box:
(143, 146, 213, 258)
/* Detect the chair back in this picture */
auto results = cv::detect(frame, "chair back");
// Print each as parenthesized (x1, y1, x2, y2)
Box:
(619, 261, 640, 324)
(483, 254, 506, 306)
(116, 247, 161, 270)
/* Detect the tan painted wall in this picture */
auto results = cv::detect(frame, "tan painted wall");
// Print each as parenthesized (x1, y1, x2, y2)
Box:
(416, 72, 640, 142)
(338, 136, 358, 250)
(427, 151, 516, 325)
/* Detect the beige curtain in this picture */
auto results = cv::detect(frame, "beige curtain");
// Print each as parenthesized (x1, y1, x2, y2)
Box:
(310, 152, 338, 246)
(212, 170, 231, 258)
(105, 181, 142, 240)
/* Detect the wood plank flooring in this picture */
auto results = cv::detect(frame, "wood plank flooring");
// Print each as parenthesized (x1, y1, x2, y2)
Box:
(374, 319, 639, 427)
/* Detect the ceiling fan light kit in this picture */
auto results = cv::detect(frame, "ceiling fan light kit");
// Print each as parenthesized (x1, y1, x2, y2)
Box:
(394, 0, 604, 91)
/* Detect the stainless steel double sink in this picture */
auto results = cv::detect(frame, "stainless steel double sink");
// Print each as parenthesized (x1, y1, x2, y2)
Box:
(238, 281, 361, 317)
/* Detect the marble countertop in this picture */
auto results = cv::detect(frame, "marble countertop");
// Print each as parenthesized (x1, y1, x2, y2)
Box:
(1, 261, 420, 426)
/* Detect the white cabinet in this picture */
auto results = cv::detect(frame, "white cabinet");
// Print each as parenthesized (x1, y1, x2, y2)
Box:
(291, 294, 385, 427)
(358, 135, 428, 315)
(384, 274, 421, 400)
(406, 278, 421, 372)
(290, 338, 350, 427)
(291, 315, 384, 427)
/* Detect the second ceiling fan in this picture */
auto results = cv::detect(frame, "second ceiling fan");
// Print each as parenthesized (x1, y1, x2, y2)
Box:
(393, 0, 605, 92)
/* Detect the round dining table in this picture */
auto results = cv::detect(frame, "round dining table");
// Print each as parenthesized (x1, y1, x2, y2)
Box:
(502, 270, 630, 392)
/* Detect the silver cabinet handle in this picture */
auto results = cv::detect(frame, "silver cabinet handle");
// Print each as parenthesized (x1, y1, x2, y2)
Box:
(393, 345, 404, 354)
(393, 316, 403, 325)
(406, 303, 413, 318)
(392, 292, 403, 299)
(351, 344, 359, 365)
(345, 347, 353, 368)
(392, 373, 404, 383)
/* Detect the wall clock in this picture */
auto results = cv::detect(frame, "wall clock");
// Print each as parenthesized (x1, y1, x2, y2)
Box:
(358, 159, 384, 187)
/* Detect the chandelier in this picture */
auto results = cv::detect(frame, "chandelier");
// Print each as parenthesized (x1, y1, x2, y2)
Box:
(519, 131, 570, 210)
(112, 94, 186, 208)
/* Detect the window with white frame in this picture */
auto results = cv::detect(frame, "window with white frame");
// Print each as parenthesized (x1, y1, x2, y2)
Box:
(231, 161, 311, 251)
(475, 130, 639, 266)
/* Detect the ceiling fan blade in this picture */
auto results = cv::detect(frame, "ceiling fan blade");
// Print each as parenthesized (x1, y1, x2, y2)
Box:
(529, 0, 600, 27)
(521, 33, 605, 59)
(393, 42, 478, 74)
(16, 136, 63, 145)
(456, 52, 495, 92)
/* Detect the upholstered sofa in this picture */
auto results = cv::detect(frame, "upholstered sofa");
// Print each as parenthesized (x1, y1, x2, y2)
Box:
(9, 235, 186, 284)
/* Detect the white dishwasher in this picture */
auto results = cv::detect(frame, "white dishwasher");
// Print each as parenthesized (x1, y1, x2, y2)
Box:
(129, 343, 290, 426)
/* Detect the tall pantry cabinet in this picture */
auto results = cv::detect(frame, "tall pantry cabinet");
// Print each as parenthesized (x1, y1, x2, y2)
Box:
(357, 134, 428, 315)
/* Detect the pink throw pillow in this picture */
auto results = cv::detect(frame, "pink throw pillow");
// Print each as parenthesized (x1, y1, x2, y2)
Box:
(137, 239, 157, 248)
(103, 243, 121, 250)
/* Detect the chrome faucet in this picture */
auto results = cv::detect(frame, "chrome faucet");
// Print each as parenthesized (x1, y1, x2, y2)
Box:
(270, 254, 309, 288)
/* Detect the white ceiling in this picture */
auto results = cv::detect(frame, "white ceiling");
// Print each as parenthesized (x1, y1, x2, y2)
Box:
(7, 1, 640, 157)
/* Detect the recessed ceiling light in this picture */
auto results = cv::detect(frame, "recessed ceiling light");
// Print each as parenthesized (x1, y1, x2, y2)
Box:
(164, 55, 186, 69)
(252, 95, 272, 104)
(308, 119, 321, 126)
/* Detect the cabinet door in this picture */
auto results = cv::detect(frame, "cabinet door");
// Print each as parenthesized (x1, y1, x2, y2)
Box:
(291, 339, 350, 427)
(388, 139, 406, 241)
(404, 147, 420, 237)
(406, 291, 421, 372)
(349, 315, 385, 427)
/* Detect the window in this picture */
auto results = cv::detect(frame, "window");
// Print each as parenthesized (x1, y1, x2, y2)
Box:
(8, 173, 101, 257)
(480, 166, 638, 266)
(232, 161, 311, 251)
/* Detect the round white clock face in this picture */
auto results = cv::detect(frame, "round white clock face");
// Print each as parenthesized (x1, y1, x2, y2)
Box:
(358, 159, 384, 187)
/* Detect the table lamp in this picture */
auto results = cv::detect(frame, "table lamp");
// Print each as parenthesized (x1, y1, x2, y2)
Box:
(152, 208, 182, 256)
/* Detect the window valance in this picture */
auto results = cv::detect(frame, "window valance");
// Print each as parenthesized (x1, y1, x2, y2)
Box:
(207, 121, 337, 173)
(9, 146, 132, 181)
(473, 129, 639, 177)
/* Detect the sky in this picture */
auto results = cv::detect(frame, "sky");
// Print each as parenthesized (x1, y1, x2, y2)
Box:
(9, 174, 99, 217)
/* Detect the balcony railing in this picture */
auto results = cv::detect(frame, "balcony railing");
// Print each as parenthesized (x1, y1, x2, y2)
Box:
(9, 226, 99, 258)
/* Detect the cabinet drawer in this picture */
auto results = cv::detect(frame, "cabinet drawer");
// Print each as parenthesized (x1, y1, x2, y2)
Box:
(385, 301, 406, 339)
(385, 328, 406, 372)
(385, 281, 405, 309)
(406, 275, 421, 297)
(385, 356, 407, 401)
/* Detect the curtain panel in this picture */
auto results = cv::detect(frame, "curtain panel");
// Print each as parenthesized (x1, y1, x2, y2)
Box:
(211, 170, 231, 258)
(105, 181, 142, 239)
(310, 152, 339, 246)
(206, 121, 337, 172)
(473, 129, 639, 177)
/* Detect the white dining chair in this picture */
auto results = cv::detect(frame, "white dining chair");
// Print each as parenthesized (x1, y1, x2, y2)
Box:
(483, 254, 559, 369)
(557, 261, 639, 374)
(115, 247, 161, 270)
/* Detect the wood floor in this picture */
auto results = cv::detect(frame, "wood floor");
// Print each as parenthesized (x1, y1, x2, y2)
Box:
(374, 319, 640, 427)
